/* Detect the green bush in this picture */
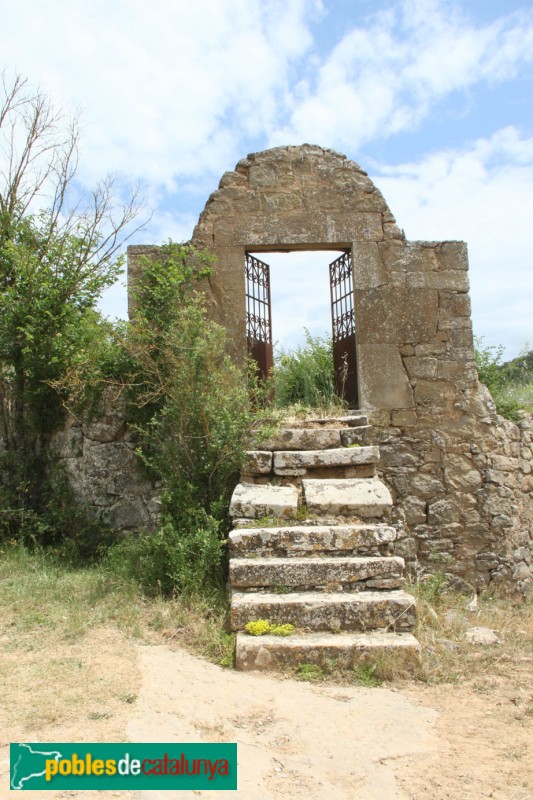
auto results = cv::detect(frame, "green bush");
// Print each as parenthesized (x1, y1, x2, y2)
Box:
(273, 330, 341, 410)
(99, 242, 270, 595)
(106, 511, 224, 597)
(474, 338, 533, 420)
(126, 242, 266, 525)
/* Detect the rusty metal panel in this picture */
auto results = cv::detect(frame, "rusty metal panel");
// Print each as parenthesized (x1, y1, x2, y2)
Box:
(330, 251, 358, 408)
(245, 253, 273, 381)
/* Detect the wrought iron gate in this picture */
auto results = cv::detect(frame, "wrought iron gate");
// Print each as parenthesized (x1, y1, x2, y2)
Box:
(245, 253, 273, 381)
(329, 251, 358, 408)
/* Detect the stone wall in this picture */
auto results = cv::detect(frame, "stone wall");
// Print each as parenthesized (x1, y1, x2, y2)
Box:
(373, 395, 532, 594)
(49, 391, 160, 532)
(180, 144, 532, 593)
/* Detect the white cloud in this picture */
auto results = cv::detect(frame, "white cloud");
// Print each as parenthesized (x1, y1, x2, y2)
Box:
(2, 1, 532, 357)
(1, 0, 322, 188)
(373, 126, 533, 357)
(270, 0, 533, 149)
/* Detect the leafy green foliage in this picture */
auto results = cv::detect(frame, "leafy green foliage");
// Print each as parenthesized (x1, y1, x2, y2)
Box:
(125, 242, 265, 525)
(0, 73, 141, 547)
(99, 242, 270, 595)
(474, 338, 533, 420)
(106, 512, 224, 597)
(273, 330, 343, 410)
(0, 214, 131, 546)
(353, 663, 383, 687)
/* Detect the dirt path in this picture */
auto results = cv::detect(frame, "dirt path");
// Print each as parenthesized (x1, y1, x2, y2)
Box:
(128, 644, 533, 800)
(2, 633, 532, 799)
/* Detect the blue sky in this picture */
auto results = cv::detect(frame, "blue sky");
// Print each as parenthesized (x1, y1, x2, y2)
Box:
(1, 0, 532, 357)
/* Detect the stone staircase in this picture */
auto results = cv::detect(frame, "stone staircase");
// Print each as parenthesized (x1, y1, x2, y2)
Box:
(228, 413, 420, 672)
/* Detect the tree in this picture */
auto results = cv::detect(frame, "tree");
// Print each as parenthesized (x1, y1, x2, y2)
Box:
(0, 70, 143, 537)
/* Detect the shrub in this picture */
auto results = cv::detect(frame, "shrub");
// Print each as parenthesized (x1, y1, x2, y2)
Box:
(273, 330, 341, 410)
(474, 338, 533, 420)
(100, 242, 270, 595)
(106, 512, 224, 597)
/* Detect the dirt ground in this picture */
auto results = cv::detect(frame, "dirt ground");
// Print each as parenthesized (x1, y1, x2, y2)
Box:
(1, 628, 532, 800)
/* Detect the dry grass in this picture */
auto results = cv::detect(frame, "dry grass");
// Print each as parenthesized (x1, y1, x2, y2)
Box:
(1, 546, 531, 734)
(0, 545, 233, 739)
(290, 575, 533, 690)
(406, 575, 533, 687)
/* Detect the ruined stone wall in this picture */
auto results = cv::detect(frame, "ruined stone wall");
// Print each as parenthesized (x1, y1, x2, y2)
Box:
(11, 144, 528, 585)
(49, 390, 160, 532)
(183, 145, 532, 593)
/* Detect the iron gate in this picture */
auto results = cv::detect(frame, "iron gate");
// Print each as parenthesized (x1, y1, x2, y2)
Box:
(245, 253, 273, 381)
(329, 251, 358, 408)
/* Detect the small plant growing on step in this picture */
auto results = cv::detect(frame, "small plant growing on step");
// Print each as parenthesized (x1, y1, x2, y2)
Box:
(245, 619, 295, 636)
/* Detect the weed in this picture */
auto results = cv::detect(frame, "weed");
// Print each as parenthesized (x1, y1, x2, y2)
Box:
(352, 663, 382, 687)
(245, 619, 271, 636)
(273, 331, 346, 410)
(270, 583, 291, 594)
(475, 338, 533, 419)
(297, 663, 325, 682)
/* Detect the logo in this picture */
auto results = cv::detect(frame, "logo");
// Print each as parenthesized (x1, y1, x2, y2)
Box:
(10, 743, 237, 791)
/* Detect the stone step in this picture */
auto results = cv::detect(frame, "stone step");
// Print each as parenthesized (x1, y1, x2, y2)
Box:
(273, 445, 379, 474)
(303, 478, 393, 518)
(229, 556, 405, 591)
(263, 428, 342, 451)
(340, 426, 374, 446)
(228, 524, 399, 558)
(230, 589, 417, 633)
(306, 414, 368, 427)
(235, 630, 421, 672)
(229, 483, 298, 519)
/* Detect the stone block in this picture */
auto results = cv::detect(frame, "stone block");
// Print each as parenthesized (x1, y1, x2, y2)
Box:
(409, 474, 445, 496)
(379, 241, 437, 273)
(264, 428, 341, 451)
(213, 211, 383, 247)
(379, 444, 418, 468)
(403, 496, 427, 525)
(438, 291, 472, 316)
(243, 451, 272, 474)
(49, 427, 83, 458)
(427, 499, 459, 525)
(218, 171, 247, 189)
(356, 288, 439, 344)
(403, 357, 438, 379)
(436, 241, 469, 271)
(436, 361, 477, 381)
(235, 631, 421, 672)
(229, 556, 405, 590)
(229, 483, 298, 519)
(414, 380, 455, 409)
(303, 478, 393, 517)
(391, 409, 418, 427)
(424, 271, 469, 291)
(358, 344, 414, 409)
(449, 328, 474, 347)
(230, 589, 417, 632)
(340, 426, 374, 445)
(228, 523, 398, 558)
(352, 242, 386, 289)
(273, 446, 379, 472)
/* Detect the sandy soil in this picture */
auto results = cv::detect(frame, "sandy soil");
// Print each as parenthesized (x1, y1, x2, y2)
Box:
(1, 634, 532, 800)
(129, 644, 533, 800)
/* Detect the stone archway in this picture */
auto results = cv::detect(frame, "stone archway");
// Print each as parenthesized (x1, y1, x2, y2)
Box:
(126, 144, 533, 593)
(190, 144, 432, 412)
